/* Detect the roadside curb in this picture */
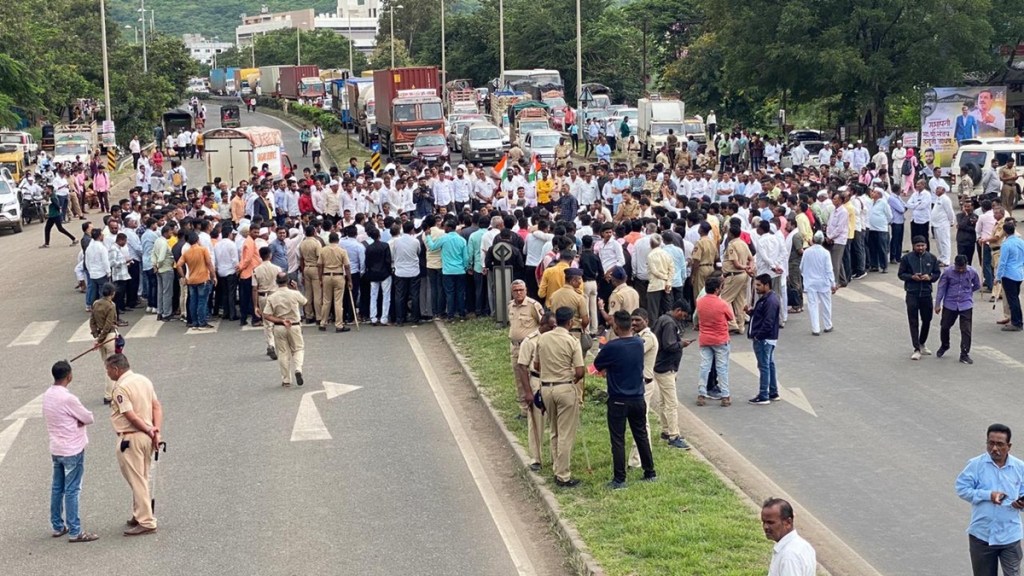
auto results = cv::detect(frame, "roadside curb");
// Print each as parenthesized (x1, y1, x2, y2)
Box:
(435, 322, 606, 576)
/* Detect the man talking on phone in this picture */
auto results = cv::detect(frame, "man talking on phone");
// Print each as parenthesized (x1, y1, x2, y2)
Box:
(956, 423, 1024, 576)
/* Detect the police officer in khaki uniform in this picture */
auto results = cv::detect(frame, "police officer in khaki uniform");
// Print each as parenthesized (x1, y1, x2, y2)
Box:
(252, 246, 282, 359)
(547, 268, 591, 353)
(106, 353, 163, 536)
(627, 308, 660, 468)
(535, 306, 586, 488)
(318, 232, 353, 332)
(555, 139, 572, 168)
(298, 225, 325, 324)
(508, 279, 544, 416)
(598, 266, 641, 341)
(90, 282, 120, 404)
(515, 311, 555, 471)
(262, 272, 309, 387)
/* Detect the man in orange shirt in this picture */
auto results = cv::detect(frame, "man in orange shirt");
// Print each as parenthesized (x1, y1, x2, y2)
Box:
(230, 187, 246, 224)
(694, 276, 734, 407)
(238, 225, 263, 326)
(175, 232, 216, 329)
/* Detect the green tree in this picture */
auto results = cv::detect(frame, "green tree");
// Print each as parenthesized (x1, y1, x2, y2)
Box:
(368, 37, 415, 70)
(214, 29, 369, 73)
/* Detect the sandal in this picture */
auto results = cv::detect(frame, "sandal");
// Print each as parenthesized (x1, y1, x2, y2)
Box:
(69, 532, 99, 543)
(52, 526, 68, 538)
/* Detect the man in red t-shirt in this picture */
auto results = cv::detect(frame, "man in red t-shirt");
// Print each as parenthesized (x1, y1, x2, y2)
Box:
(694, 276, 734, 406)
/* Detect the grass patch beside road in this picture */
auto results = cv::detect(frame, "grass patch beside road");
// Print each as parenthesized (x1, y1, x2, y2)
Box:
(447, 319, 771, 575)
(258, 107, 372, 169)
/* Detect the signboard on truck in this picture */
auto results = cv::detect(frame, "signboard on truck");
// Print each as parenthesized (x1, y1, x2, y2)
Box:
(920, 85, 1007, 168)
(204, 127, 287, 186)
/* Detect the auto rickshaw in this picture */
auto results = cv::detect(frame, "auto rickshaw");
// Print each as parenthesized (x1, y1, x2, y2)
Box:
(221, 105, 241, 128)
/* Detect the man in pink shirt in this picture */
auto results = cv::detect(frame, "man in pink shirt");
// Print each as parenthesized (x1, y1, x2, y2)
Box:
(694, 276, 735, 406)
(42, 361, 99, 542)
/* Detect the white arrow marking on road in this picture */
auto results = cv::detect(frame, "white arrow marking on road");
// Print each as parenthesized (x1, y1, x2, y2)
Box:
(0, 419, 28, 468)
(0, 392, 46, 469)
(290, 381, 361, 442)
(5, 391, 45, 421)
(731, 352, 818, 417)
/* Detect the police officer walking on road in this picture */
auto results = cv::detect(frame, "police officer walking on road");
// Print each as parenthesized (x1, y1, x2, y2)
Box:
(508, 279, 544, 418)
(253, 247, 282, 360)
(106, 353, 163, 536)
(516, 311, 556, 472)
(91, 282, 120, 405)
(261, 273, 309, 388)
(536, 307, 586, 488)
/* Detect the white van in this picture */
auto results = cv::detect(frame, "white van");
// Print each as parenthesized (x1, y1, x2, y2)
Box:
(950, 139, 1024, 198)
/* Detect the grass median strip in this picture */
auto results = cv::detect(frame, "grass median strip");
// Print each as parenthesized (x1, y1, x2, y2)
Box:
(447, 318, 771, 575)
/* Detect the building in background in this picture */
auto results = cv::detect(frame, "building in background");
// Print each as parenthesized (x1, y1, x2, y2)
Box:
(235, 1, 379, 55)
(183, 34, 235, 65)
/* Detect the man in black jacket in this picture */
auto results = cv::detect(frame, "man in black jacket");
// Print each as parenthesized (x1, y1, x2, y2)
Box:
(898, 236, 942, 360)
(363, 226, 393, 326)
(651, 300, 693, 450)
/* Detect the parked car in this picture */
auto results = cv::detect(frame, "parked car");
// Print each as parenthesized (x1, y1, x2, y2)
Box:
(447, 119, 479, 152)
(411, 134, 450, 164)
(460, 123, 506, 164)
(522, 129, 562, 164)
(0, 131, 39, 165)
(951, 140, 1024, 203)
(0, 175, 24, 234)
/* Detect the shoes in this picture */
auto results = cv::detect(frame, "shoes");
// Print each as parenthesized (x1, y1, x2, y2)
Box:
(748, 397, 771, 405)
(960, 354, 974, 365)
(852, 272, 867, 280)
(281, 382, 291, 388)
(267, 346, 278, 360)
(997, 318, 1011, 325)
(720, 396, 732, 407)
(696, 395, 707, 407)
(126, 518, 139, 528)
(555, 478, 581, 488)
(607, 480, 627, 490)
(1001, 325, 1023, 332)
(529, 462, 541, 472)
(936, 346, 949, 358)
(921, 347, 932, 356)
(660, 432, 671, 440)
(911, 350, 922, 361)
(295, 372, 303, 386)
(52, 526, 68, 538)
(641, 474, 658, 483)
(336, 326, 351, 333)
(68, 532, 99, 543)
(123, 525, 156, 537)
(318, 326, 327, 331)
(824, 327, 833, 333)
(668, 437, 691, 450)
(200, 323, 214, 329)
(103, 398, 112, 405)
(812, 331, 821, 336)
(769, 395, 781, 402)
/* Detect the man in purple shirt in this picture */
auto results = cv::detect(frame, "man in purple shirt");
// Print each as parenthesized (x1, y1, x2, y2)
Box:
(42, 361, 99, 542)
(935, 254, 982, 365)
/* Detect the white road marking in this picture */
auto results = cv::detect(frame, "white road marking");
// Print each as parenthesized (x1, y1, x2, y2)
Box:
(240, 324, 263, 331)
(861, 281, 906, 299)
(4, 392, 45, 420)
(126, 315, 162, 338)
(731, 351, 818, 417)
(290, 381, 361, 442)
(834, 288, 879, 303)
(68, 319, 94, 343)
(0, 392, 47, 470)
(974, 345, 1024, 371)
(0, 419, 27, 469)
(7, 321, 59, 347)
(185, 318, 221, 335)
(406, 333, 536, 576)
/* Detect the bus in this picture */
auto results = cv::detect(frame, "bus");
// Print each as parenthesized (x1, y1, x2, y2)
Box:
(502, 69, 563, 88)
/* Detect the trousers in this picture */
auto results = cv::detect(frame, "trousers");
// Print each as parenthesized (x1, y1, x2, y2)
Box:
(939, 307, 973, 355)
(969, 534, 1021, 576)
(610, 398, 655, 483)
(50, 451, 85, 537)
(698, 343, 731, 398)
(652, 371, 680, 438)
(906, 293, 933, 351)
(301, 268, 322, 321)
(273, 325, 304, 384)
(99, 333, 117, 400)
(933, 224, 952, 265)
(116, 431, 155, 529)
(370, 277, 392, 323)
(393, 275, 421, 324)
(157, 270, 174, 317)
(805, 290, 833, 334)
(540, 383, 579, 483)
(1004, 278, 1023, 328)
(628, 381, 656, 468)
(321, 275, 348, 328)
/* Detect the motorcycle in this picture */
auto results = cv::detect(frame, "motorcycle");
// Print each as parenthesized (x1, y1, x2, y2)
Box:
(20, 196, 45, 225)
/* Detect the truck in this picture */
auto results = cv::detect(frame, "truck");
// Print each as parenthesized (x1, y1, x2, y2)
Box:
(203, 127, 292, 186)
(489, 90, 527, 129)
(53, 122, 98, 166)
(224, 67, 239, 95)
(233, 68, 259, 96)
(345, 78, 375, 144)
(279, 65, 325, 102)
(209, 68, 228, 95)
(373, 67, 444, 158)
(637, 97, 685, 159)
(443, 79, 478, 116)
(258, 65, 287, 96)
(506, 101, 551, 144)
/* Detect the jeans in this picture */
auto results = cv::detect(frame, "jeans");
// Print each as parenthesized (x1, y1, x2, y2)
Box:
(889, 223, 905, 263)
(752, 339, 778, 400)
(969, 534, 1022, 576)
(144, 269, 158, 307)
(157, 270, 174, 317)
(239, 276, 254, 323)
(393, 275, 421, 324)
(427, 269, 445, 317)
(44, 217, 76, 245)
(370, 277, 392, 322)
(906, 293, 933, 351)
(608, 398, 656, 483)
(983, 246, 994, 291)
(698, 343, 730, 398)
(86, 275, 108, 308)
(474, 271, 490, 316)
(867, 230, 890, 271)
(56, 194, 69, 221)
(442, 273, 466, 318)
(187, 282, 212, 326)
(1004, 278, 1023, 328)
(51, 451, 85, 537)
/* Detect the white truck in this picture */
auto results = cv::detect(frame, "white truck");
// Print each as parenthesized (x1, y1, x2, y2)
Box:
(203, 127, 291, 187)
(53, 122, 98, 166)
(637, 98, 685, 159)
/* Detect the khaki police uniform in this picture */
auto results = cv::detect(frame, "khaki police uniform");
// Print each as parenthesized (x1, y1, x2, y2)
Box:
(299, 236, 324, 322)
(318, 244, 351, 328)
(110, 370, 159, 530)
(263, 287, 309, 385)
(555, 143, 572, 168)
(691, 235, 718, 297)
(90, 296, 119, 401)
(536, 326, 584, 483)
(547, 285, 587, 330)
(253, 261, 282, 350)
(605, 283, 640, 342)
(628, 327, 659, 467)
(516, 329, 546, 466)
(508, 296, 544, 413)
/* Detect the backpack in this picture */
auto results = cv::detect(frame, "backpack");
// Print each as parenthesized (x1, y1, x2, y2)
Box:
(901, 160, 912, 176)
(171, 169, 183, 188)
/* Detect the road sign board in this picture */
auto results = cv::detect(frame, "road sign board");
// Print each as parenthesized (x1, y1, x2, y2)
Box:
(371, 142, 381, 153)
(492, 242, 513, 264)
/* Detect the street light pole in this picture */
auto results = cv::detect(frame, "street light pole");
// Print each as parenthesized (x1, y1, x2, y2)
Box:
(250, 37, 255, 68)
(390, 4, 396, 68)
(440, 0, 446, 86)
(100, 0, 111, 122)
(498, 0, 505, 88)
(347, 10, 354, 74)
(139, 0, 148, 73)
(575, 0, 582, 149)
(296, 26, 301, 66)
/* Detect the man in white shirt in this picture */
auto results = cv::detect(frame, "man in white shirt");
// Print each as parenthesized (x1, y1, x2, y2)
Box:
(790, 142, 809, 168)
(817, 144, 833, 167)
(762, 498, 816, 576)
(84, 230, 111, 310)
(930, 182, 955, 266)
(129, 136, 141, 169)
(800, 231, 836, 335)
(851, 141, 870, 171)
(906, 179, 933, 251)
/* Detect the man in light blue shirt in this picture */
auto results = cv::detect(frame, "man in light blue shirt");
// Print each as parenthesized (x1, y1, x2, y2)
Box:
(996, 222, 1024, 331)
(956, 423, 1024, 574)
(596, 137, 612, 164)
(424, 218, 469, 319)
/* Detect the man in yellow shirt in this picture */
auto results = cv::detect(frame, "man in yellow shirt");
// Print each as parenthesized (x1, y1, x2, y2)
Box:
(538, 251, 573, 306)
(536, 169, 555, 211)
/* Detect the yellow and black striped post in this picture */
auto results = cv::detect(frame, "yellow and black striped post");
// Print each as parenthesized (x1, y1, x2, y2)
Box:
(370, 142, 381, 172)
(107, 148, 117, 171)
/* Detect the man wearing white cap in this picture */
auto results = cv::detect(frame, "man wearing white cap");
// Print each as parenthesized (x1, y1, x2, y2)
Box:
(851, 140, 869, 171)
(801, 231, 836, 335)
(930, 181, 955, 266)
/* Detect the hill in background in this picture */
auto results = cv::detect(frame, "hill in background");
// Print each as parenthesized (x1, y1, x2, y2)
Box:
(110, 0, 337, 41)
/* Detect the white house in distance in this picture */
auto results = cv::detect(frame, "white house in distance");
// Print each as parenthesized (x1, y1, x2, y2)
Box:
(235, 1, 380, 55)
(183, 34, 235, 65)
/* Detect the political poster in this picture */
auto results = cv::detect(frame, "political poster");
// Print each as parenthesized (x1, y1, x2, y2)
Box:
(920, 86, 1007, 168)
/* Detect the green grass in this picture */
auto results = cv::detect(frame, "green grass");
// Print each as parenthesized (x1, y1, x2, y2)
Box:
(447, 319, 772, 576)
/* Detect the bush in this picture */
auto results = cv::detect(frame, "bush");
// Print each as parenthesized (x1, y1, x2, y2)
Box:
(290, 103, 342, 134)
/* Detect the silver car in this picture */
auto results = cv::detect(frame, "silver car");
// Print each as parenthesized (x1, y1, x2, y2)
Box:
(447, 120, 478, 152)
(522, 129, 562, 164)
(461, 124, 506, 164)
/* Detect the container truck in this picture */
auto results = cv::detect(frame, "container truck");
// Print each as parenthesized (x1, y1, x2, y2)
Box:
(203, 127, 292, 186)
(258, 65, 286, 97)
(637, 97, 685, 159)
(346, 78, 376, 145)
(279, 66, 325, 101)
(224, 67, 239, 95)
(233, 68, 259, 96)
(373, 67, 443, 158)
(209, 68, 227, 95)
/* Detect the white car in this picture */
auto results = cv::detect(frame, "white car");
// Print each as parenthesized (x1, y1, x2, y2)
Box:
(523, 129, 562, 164)
(460, 123, 506, 163)
(0, 173, 23, 233)
(951, 140, 1024, 201)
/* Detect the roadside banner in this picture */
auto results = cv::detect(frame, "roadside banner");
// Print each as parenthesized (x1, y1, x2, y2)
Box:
(920, 86, 1006, 168)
